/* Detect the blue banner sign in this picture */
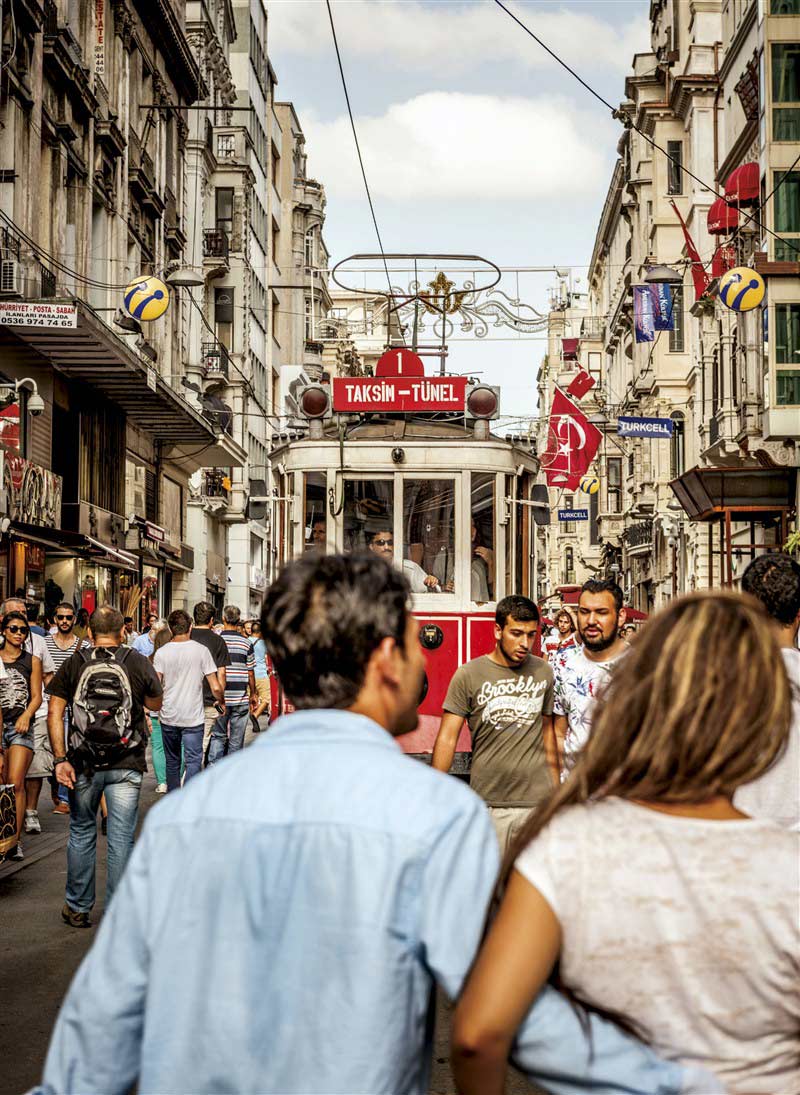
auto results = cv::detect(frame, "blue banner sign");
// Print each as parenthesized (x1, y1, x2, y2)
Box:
(617, 416, 674, 438)
(633, 284, 674, 343)
(558, 508, 589, 521)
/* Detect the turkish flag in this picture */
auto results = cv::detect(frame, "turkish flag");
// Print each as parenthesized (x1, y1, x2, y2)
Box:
(540, 389, 603, 490)
(566, 369, 596, 400)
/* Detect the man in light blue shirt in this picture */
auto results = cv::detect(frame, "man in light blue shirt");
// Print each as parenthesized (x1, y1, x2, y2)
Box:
(131, 614, 160, 658)
(37, 554, 719, 1095)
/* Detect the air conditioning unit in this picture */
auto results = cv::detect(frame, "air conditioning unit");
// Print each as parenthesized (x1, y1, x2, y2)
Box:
(0, 259, 24, 298)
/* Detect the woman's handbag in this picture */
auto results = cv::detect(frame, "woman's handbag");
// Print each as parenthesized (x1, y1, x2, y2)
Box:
(0, 783, 17, 858)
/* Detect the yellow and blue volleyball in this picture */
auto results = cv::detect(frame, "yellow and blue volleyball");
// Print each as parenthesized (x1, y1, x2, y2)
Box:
(580, 475, 600, 495)
(718, 267, 765, 312)
(124, 276, 170, 321)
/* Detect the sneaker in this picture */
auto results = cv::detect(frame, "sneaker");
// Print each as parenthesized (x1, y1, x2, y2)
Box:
(155, 783, 167, 794)
(52, 802, 70, 815)
(10, 841, 23, 861)
(61, 903, 91, 929)
(24, 810, 41, 834)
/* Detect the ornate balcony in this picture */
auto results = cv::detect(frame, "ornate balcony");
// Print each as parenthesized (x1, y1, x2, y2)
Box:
(203, 229, 230, 260)
(202, 341, 230, 382)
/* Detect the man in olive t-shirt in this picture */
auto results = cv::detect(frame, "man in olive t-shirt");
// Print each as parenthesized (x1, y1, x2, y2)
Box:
(432, 595, 556, 854)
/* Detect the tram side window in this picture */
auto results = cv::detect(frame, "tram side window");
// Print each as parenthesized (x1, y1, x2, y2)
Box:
(304, 472, 327, 552)
(405, 479, 456, 595)
(470, 472, 495, 603)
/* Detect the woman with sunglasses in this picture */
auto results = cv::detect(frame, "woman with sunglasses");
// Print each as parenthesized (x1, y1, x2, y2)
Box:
(0, 611, 42, 861)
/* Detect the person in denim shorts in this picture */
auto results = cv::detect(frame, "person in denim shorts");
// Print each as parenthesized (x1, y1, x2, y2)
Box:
(0, 610, 43, 860)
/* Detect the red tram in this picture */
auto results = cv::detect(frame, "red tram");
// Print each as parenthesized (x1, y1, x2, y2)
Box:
(267, 354, 539, 771)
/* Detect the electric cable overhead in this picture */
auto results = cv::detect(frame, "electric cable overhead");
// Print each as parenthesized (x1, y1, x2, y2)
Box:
(492, 0, 799, 257)
(324, 0, 406, 341)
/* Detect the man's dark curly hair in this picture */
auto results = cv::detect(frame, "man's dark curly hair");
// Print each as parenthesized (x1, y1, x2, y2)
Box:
(741, 552, 800, 626)
(261, 552, 410, 710)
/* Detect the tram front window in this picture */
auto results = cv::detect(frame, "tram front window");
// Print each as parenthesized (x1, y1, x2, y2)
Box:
(404, 479, 456, 595)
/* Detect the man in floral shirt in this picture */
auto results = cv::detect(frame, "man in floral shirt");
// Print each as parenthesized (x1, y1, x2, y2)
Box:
(552, 579, 628, 776)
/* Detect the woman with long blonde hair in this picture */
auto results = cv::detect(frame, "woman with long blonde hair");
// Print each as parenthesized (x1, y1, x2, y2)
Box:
(452, 592, 799, 1094)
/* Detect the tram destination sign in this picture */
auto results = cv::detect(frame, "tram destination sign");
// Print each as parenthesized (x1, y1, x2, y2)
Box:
(558, 508, 588, 521)
(332, 374, 468, 413)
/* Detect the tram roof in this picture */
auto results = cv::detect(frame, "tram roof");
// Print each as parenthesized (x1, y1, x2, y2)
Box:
(272, 416, 536, 453)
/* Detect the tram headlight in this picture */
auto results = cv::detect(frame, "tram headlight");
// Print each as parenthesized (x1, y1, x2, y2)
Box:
(298, 384, 331, 420)
(465, 384, 500, 420)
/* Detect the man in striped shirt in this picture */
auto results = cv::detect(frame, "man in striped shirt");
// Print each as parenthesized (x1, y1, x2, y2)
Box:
(208, 605, 256, 765)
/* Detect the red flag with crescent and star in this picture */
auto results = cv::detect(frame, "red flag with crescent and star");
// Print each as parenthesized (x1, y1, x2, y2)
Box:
(540, 388, 603, 490)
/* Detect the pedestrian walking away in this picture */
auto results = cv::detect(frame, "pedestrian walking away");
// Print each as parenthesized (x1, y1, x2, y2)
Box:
(249, 620, 270, 731)
(152, 609, 224, 790)
(208, 604, 256, 765)
(0, 610, 43, 861)
(147, 623, 174, 793)
(47, 605, 163, 927)
(34, 551, 713, 1095)
(551, 578, 629, 777)
(735, 552, 800, 829)
(432, 594, 557, 854)
(452, 592, 797, 1095)
(188, 601, 231, 764)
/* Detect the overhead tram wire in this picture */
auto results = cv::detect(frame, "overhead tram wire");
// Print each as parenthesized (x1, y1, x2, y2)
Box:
(324, 0, 406, 345)
(492, 0, 800, 258)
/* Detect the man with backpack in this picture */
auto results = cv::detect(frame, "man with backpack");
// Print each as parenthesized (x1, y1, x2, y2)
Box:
(47, 605, 163, 929)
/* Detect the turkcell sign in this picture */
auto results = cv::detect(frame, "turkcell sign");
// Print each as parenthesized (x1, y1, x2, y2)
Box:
(558, 508, 589, 521)
(617, 415, 674, 438)
(332, 375, 468, 413)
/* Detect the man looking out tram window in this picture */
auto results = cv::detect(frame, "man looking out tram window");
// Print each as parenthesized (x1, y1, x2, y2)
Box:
(432, 595, 558, 854)
(366, 528, 441, 594)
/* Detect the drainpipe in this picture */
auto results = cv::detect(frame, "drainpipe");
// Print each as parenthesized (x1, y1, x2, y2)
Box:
(713, 43, 721, 181)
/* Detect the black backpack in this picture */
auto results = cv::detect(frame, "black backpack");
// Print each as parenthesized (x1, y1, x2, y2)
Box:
(69, 647, 140, 770)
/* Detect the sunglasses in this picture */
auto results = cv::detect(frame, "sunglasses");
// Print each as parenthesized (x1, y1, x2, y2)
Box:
(55, 614, 74, 622)
(372, 539, 393, 547)
(6, 625, 29, 635)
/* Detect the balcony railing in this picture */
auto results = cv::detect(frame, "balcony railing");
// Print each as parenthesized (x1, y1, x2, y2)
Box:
(304, 339, 324, 356)
(203, 228, 229, 260)
(203, 469, 230, 500)
(202, 341, 230, 380)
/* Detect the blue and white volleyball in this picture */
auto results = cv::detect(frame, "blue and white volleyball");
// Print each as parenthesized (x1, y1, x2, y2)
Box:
(718, 267, 765, 312)
(124, 276, 170, 321)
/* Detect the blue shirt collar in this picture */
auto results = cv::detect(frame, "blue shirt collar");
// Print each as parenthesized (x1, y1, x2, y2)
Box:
(266, 708, 401, 751)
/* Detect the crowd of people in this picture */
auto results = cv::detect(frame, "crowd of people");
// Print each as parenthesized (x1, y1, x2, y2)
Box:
(3, 549, 798, 1094)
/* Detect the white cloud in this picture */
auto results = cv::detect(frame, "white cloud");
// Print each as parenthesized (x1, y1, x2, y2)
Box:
(268, 1, 648, 77)
(304, 91, 612, 201)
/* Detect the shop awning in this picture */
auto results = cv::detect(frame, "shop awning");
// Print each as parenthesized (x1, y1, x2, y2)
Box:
(723, 162, 760, 206)
(9, 522, 138, 570)
(669, 466, 796, 520)
(707, 198, 739, 234)
(561, 338, 580, 360)
(0, 300, 247, 470)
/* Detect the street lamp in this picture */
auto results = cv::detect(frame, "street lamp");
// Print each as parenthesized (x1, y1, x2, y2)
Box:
(165, 266, 205, 288)
(644, 264, 684, 284)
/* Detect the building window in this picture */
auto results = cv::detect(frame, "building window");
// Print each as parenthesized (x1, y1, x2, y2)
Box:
(564, 547, 575, 585)
(772, 43, 800, 141)
(271, 293, 280, 344)
(774, 171, 800, 260)
(304, 296, 313, 341)
(562, 494, 575, 533)
(669, 286, 685, 352)
(772, 0, 800, 11)
(162, 477, 183, 543)
(215, 188, 233, 235)
(667, 140, 683, 194)
(304, 229, 314, 268)
(214, 288, 233, 349)
(670, 412, 685, 478)
(776, 303, 800, 404)
(607, 457, 622, 513)
(217, 133, 235, 159)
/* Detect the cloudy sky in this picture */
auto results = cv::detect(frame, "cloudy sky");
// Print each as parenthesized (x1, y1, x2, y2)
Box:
(267, 0, 651, 419)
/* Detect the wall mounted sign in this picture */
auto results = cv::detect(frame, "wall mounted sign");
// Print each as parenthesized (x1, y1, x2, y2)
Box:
(617, 416, 674, 438)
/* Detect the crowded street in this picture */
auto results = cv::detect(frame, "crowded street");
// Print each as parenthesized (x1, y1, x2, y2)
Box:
(1, 0, 799, 1092)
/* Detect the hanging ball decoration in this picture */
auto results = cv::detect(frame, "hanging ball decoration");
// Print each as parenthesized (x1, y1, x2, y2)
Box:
(718, 267, 765, 312)
(580, 475, 600, 495)
(123, 276, 170, 321)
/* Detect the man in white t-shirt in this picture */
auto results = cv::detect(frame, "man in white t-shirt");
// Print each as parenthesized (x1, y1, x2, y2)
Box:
(552, 579, 628, 776)
(736, 553, 800, 830)
(153, 609, 224, 792)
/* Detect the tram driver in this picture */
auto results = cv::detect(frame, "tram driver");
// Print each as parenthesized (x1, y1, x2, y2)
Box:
(367, 530, 440, 594)
(306, 518, 327, 552)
